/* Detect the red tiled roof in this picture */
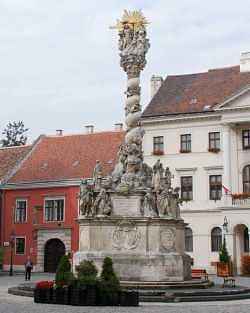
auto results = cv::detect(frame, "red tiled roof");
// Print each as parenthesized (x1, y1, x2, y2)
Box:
(0, 145, 31, 182)
(9, 131, 124, 183)
(142, 65, 250, 117)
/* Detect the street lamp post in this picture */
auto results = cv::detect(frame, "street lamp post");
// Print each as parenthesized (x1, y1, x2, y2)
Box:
(222, 216, 229, 237)
(9, 230, 16, 277)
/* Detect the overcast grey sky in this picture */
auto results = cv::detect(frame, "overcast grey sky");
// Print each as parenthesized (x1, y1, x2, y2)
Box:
(1, 0, 249, 141)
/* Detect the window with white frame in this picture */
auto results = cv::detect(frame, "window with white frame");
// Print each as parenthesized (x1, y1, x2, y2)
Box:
(15, 237, 25, 255)
(185, 227, 193, 252)
(209, 175, 222, 200)
(15, 199, 27, 223)
(180, 134, 191, 153)
(242, 129, 250, 150)
(211, 227, 222, 252)
(209, 132, 220, 150)
(44, 198, 64, 222)
(153, 136, 164, 155)
(181, 176, 193, 201)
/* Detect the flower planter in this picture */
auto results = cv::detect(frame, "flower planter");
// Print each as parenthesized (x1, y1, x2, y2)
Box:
(68, 286, 87, 306)
(120, 291, 139, 306)
(217, 262, 233, 277)
(97, 291, 119, 306)
(52, 287, 69, 305)
(85, 285, 97, 306)
(34, 288, 53, 303)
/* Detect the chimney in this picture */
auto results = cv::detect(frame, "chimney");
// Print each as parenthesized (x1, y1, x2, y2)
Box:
(114, 123, 123, 131)
(56, 129, 63, 136)
(240, 52, 250, 72)
(85, 125, 94, 134)
(150, 75, 163, 99)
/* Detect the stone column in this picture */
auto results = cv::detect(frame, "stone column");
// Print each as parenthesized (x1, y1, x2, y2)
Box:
(222, 124, 231, 204)
(111, 10, 150, 190)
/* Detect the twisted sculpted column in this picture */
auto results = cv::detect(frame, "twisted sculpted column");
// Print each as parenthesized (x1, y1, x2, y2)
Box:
(111, 10, 150, 190)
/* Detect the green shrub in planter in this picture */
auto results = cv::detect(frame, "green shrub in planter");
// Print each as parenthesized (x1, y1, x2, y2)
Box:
(55, 255, 74, 287)
(219, 237, 230, 263)
(98, 257, 120, 306)
(75, 260, 98, 305)
(76, 260, 98, 285)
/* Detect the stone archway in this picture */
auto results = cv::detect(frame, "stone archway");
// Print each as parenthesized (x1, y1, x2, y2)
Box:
(233, 224, 249, 274)
(44, 238, 66, 273)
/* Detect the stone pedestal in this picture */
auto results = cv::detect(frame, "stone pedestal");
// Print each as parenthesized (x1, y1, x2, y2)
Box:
(74, 215, 191, 282)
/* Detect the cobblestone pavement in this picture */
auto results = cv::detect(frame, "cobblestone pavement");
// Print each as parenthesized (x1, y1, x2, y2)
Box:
(1, 274, 250, 313)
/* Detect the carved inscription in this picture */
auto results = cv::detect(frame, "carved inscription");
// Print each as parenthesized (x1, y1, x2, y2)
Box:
(112, 196, 141, 216)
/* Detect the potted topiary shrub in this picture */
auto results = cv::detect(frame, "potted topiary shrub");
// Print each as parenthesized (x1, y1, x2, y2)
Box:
(74, 260, 98, 306)
(34, 281, 54, 303)
(217, 237, 232, 277)
(98, 256, 121, 306)
(241, 255, 250, 275)
(54, 255, 74, 305)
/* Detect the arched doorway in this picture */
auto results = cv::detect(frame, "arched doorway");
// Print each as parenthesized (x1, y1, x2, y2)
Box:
(234, 224, 249, 274)
(44, 238, 66, 273)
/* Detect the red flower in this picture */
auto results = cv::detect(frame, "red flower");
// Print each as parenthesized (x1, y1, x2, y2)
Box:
(36, 281, 54, 289)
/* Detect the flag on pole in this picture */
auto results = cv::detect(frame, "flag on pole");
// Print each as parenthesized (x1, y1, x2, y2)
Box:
(222, 185, 231, 195)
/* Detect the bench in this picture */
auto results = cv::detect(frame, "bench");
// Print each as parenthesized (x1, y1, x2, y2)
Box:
(191, 269, 209, 281)
(222, 277, 236, 288)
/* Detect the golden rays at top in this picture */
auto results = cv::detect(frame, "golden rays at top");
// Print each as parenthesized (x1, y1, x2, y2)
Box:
(110, 10, 149, 31)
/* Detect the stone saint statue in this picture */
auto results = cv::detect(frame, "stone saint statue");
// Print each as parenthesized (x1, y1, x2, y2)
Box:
(93, 160, 103, 188)
(141, 188, 158, 217)
(170, 187, 181, 219)
(93, 188, 113, 216)
(152, 159, 164, 191)
(157, 189, 170, 217)
(79, 180, 94, 216)
(164, 167, 173, 189)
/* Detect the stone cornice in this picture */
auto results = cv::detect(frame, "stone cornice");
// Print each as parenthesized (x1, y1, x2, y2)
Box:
(2, 178, 84, 190)
(141, 112, 221, 126)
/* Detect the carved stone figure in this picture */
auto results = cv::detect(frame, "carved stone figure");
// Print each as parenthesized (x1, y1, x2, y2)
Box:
(172, 187, 181, 219)
(164, 167, 172, 189)
(157, 189, 170, 217)
(152, 159, 164, 191)
(79, 180, 94, 216)
(93, 188, 112, 216)
(141, 188, 158, 217)
(93, 160, 103, 188)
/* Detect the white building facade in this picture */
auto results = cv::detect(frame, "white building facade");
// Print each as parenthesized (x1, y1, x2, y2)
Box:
(142, 54, 250, 274)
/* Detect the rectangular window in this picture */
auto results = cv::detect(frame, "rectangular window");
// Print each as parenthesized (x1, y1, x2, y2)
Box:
(181, 176, 193, 201)
(15, 237, 25, 255)
(153, 136, 164, 155)
(15, 199, 27, 223)
(209, 175, 222, 200)
(45, 198, 64, 222)
(209, 132, 220, 151)
(180, 134, 191, 153)
(242, 130, 250, 150)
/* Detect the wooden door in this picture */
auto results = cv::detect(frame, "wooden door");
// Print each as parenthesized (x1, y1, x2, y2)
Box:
(44, 239, 65, 272)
